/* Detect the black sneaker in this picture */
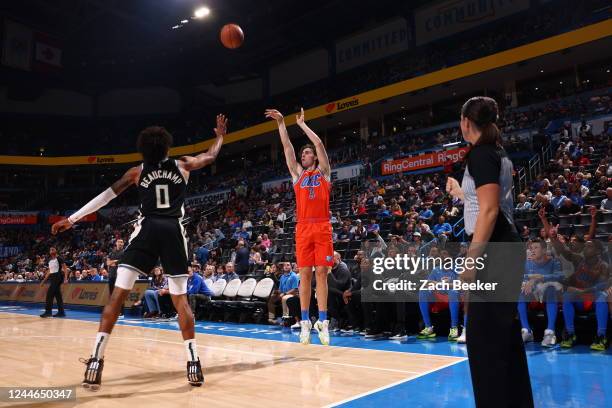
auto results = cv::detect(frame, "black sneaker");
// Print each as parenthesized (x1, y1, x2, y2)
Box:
(364, 329, 384, 339)
(40, 312, 52, 318)
(53, 312, 66, 318)
(389, 330, 408, 340)
(187, 358, 204, 386)
(80, 356, 104, 391)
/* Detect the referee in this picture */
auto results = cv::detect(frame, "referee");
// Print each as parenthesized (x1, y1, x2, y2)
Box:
(446, 97, 533, 407)
(106, 239, 125, 317)
(39, 247, 68, 318)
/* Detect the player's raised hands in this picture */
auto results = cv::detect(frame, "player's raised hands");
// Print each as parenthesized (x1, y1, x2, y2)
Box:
(51, 218, 73, 235)
(214, 114, 228, 138)
(265, 109, 284, 123)
(296, 107, 305, 126)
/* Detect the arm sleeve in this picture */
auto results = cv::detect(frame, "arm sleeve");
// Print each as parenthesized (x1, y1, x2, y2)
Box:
(467, 146, 501, 188)
(68, 188, 117, 224)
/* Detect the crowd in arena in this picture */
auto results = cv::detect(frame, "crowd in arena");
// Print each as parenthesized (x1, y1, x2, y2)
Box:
(2, 101, 611, 350)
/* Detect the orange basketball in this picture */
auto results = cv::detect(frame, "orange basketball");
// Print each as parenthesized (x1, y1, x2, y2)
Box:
(220, 24, 244, 49)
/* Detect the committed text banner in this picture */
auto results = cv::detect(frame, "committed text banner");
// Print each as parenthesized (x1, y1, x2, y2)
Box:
(415, 0, 530, 45)
(336, 18, 410, 72)
(0, 211, 38, 225)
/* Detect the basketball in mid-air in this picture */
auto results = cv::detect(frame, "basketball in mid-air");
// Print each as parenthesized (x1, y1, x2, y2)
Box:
(220, 24, 244, 49)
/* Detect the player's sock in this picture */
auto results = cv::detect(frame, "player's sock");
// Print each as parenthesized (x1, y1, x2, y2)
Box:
(301, 310, 309, 321)
(318, 310, 327, 322)
(91, 332, 110, 360)
(184, 339, 199, 362)
(517, 299, 530, 332)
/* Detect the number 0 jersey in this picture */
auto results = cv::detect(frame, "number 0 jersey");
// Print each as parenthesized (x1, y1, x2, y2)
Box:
(293, 167, 331, 224)
(137, 159, 187, 218)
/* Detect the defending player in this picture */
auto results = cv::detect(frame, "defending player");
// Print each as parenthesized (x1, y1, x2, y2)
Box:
(51, 114, 227, 389)
(265, 108, 333, 345)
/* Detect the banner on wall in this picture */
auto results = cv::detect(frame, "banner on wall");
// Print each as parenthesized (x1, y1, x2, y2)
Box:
(0, 246, 22, 258)
(414, 0, 530, 45)
(0, 281, 149, 307)
(336, 18, 410, 72)
(0, 211, 38, 225)
(381, 146, 469, 175)
(185, 189, 232, 207)
(48, 213, 97, 224)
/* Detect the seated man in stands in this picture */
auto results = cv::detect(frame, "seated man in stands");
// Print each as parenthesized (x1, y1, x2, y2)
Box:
(187, 266, 213, 320)
(601, 187, 612, 211)
(268, 262, 299, 325)
(518, 238, 563, 347)
(221, 262, 239, 281)
(432, 215, 452, 247)
(515, 194, 532, 212)
(143, 267, 169, 319)
(557, 198, 582, 216)
(544, 222, 610, 351)
(417, 248, 463, 341)
(327, 252, 352, 332)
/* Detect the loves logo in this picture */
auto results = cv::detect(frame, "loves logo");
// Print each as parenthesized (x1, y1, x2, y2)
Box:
(87, 156, 96, 164)
(325, 103, 336, 113)
(71, 287, 83, 300)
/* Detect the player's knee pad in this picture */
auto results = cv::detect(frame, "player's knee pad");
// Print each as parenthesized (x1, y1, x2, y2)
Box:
(168, 276, 188, 295)
(115, 266, 139, 290)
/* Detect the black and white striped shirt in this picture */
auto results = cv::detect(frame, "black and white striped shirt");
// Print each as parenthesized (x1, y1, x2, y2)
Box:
(461, 144, 514, 236)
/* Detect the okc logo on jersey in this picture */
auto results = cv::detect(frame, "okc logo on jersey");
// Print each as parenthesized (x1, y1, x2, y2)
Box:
(300, 174, 321, 200)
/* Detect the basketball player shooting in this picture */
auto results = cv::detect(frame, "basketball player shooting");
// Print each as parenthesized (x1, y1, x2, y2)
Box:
(50, 114, 228, 389)
(265, 108, 333, 345)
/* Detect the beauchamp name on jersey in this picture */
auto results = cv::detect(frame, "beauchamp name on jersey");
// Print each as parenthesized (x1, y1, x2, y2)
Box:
(139, 169, 184, 188)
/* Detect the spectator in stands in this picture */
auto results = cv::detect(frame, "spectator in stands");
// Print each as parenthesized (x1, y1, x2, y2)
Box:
(221, 262, 239, 281)
(518, 239, 563, 347)
(557, 198, 582, 216)
(600, 187, 612, 211)
(327, 252, 352, 332)
(432, 215, 452, 247)
(234, 241, 250, 275)
(417, 248, 462, 341)
(187, 266, 213, 320)
(515, 194, 532, 212)
(337, 225, 351, 243)
(551, 188, 568, 209)
(271, 262, 299, 325)
(260, 233, 272, 249)
(418, 204, 434, 222)
(89, 267, 102, 282)
(544, 223, 609, 351)
(366, 218, 380, 235)
(277, 208, 287, 223)
(350, 220, 367, 240)
(143, 267, 168, 319)
(195, 242, 209, 266)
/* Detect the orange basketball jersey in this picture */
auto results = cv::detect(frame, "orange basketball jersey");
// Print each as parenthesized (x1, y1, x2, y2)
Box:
(293, 167, 331, 223)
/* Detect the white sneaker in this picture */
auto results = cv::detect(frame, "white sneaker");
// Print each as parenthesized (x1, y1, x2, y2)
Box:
(457, 327, 467, 344)
(541, 329, 556, 347)
(314, 320, 330, 345)
(291, 322, 301, 330)
(299, 320, 312, 344)
(521, 328, 534, 343)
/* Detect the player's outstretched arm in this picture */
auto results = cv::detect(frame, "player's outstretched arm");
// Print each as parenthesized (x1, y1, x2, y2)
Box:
(296, 108, 330, 178)
(179, 114, 227, 172)
(51, 165, 141, 235)
(265, 109, 302, 182)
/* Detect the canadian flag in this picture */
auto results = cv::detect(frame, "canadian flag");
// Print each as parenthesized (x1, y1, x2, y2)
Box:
(34, 33, 62, 69)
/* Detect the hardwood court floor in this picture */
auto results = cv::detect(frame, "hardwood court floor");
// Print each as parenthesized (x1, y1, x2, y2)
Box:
(0, 312, 463, 408)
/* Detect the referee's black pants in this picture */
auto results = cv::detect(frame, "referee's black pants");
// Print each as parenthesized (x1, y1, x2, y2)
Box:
(466, 217, 533, 408)
(45, 273, 64, 314)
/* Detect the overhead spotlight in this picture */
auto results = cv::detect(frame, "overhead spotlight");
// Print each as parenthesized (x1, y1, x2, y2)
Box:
(540, 69, 544, 73)
(194, 6, 210, 18)
(172, 25, 181, 29)
(181, 19, 189, 24)
(607, 69, 610, 73)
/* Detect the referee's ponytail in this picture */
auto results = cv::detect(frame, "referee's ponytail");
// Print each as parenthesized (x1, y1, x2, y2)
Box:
(461, 96, 502, 147)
